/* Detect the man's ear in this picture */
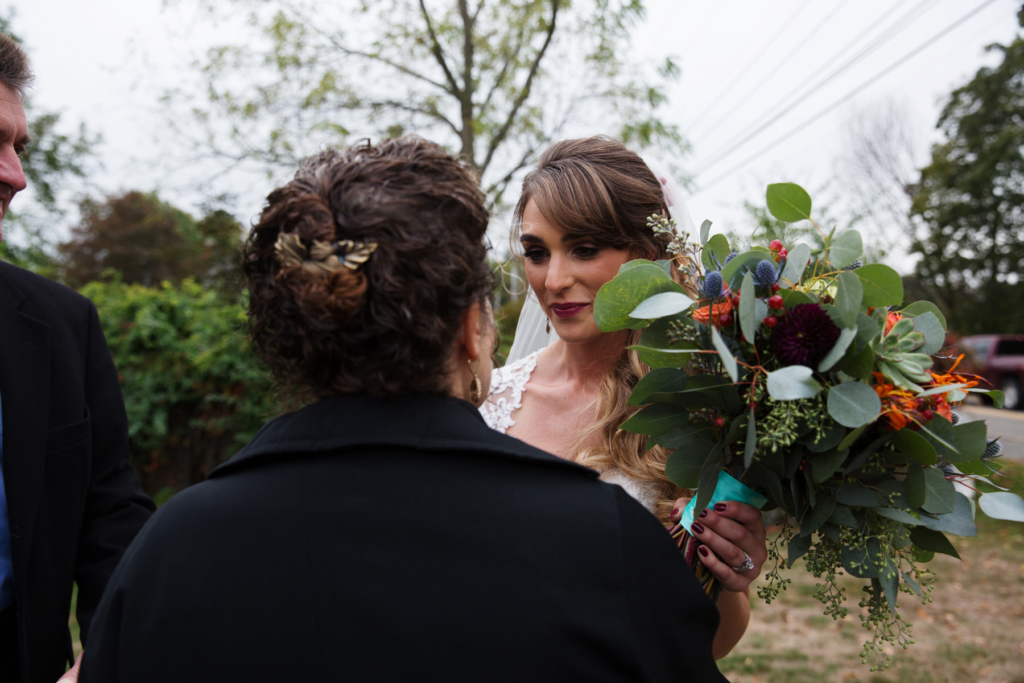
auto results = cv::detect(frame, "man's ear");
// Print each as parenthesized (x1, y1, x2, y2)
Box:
(459, 301, 484, 363)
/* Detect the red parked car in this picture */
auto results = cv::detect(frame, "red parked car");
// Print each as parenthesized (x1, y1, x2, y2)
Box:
(952, 334, 1024, 410)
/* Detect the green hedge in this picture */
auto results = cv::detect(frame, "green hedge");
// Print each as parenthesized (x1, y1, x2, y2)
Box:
(82, 279, 277, 500)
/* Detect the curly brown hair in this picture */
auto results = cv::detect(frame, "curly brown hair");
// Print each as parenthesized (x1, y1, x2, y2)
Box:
(243, 136, 493, 398)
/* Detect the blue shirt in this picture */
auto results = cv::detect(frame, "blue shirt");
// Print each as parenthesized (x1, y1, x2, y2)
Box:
(0, 389, 13, 611)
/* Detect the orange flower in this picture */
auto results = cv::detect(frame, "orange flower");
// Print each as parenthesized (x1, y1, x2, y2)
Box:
(884, 311, 903, 335)
(692, 298, 734, 326)
(872, 372, 918, 430)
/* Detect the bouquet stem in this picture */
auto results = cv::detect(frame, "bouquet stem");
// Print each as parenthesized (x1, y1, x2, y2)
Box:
(670, 525, 721, 604)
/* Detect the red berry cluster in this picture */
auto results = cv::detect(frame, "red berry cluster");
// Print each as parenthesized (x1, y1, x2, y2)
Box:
(769, 239, 788, 263)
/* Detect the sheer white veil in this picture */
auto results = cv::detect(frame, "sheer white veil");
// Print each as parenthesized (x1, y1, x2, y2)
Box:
(504, 158, 697, 365)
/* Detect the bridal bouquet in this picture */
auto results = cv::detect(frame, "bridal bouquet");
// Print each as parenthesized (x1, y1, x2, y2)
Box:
(593, 183, 1024, 670)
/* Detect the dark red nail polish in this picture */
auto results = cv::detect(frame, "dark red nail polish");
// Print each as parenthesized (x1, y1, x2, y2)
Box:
(671, 507, 679, 517)
(699, 509, 708, 519)
(698, 545, 709, 558)
(714, 503, 727, 512)
(691, 522, 705, 535)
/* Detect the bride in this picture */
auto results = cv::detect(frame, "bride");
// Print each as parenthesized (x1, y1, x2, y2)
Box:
(481, 137, 768, 658)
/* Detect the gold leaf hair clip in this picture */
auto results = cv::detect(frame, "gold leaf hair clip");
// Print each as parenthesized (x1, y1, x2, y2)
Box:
(274, 232, 378, 276)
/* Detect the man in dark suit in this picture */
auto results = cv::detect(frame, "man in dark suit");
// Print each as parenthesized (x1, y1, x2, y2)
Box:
(0, 33, 155, 683)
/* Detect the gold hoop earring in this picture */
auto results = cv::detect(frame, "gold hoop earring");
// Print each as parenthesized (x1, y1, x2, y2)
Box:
(468, 358, 483, 404)
(546, 318, 551, 334)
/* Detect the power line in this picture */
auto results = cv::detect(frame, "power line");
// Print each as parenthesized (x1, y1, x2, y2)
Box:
(684, 0, 814, 132)
(697, 0, 854, 141)
(692, 0, 1002, 196)
(694, 0, 934, 175)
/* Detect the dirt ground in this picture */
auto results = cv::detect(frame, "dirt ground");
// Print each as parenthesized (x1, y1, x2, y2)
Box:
(720, 463, 1024, 683)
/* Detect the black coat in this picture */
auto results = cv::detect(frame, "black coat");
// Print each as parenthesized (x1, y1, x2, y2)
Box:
(80, 393, 728, 683)
(0, 262, 155, 683)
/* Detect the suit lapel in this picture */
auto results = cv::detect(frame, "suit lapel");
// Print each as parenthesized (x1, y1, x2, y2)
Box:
(0, 268, 52, 600)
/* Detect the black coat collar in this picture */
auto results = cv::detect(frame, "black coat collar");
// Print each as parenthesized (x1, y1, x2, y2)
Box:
(210, 393, 595, 479)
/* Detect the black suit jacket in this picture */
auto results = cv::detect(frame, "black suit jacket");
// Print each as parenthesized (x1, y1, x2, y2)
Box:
(0, 262, 155, 683)
(81, 393, 727, 682)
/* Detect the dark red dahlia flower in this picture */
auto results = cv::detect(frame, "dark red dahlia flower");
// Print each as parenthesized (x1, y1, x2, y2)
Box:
(771, 303, 841, 367)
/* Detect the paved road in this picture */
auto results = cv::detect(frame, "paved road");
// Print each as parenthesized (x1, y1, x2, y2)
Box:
(953, 404, 1024, 462)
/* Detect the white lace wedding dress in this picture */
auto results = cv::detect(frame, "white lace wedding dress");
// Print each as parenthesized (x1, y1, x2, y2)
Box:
(480, 350, 660, 515)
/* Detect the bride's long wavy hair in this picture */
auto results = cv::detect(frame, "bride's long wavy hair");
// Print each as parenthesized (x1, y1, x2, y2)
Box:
(512, 136, 697, 523)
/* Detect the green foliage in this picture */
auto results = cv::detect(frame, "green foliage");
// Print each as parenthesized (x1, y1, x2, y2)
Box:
(81, 279, 276, 495)
(168, 0, 687, 206)
(910, 37, 1024, 334)
(60, 191, 243, 292)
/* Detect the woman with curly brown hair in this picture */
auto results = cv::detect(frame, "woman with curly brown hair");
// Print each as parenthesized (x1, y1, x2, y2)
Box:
(482, 136, 768, 658)
(79, 136, 728, 683)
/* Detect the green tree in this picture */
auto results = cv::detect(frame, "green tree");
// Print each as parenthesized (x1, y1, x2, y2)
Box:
(167, 0, 685, 206)
(910, 37, 1024, 334)
(82, 279, 277, 499)
(0, 14, 97, 274)
(59, 191, 243, 291)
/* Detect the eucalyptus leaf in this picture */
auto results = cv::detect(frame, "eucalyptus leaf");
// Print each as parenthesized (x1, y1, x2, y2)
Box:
(630, 344, 703, 369)
(766, 365, 822, 400)
(788, 533, 812, 567)
(854, 312, 881, 353)
(629, 291, 695, 319)
(827, 381, 881, 428)
(834, 272, 862, 328)
(837, 482, 882, 507)
(906, 464, 927, 508)
(909, 527, 960, 559)
(700, 219, 712, 245)
(828, 504, 858, 527)
(902, 570, 922, 597)
(694, 443, 726, 514)
(966, 389, 1005, 409)
(841, 537, 882, 578)
(915, 493, 977, 537)
(800, 494, 837, 536)
(911, 311, 945, 356)
(878, 568, 899, 616)
(891, 430, 938, 466)
(811, 448, 849, 483)
(701, 234, 731, 271)
(619, 403, 687, 436)
(949, 421, 987, 462)
(836, 424, 868, 451)
(710, 326, 738, 382)
(595, 262, 683, 332)
(665, 445, 713, 489)
(855, 264, 904, 308)
(629, 368, 692, 406)
(978, 492, 1024, 522)
(900, 301, 947, 332)
(739, 271, 758, 344)
(766, 183, 813, 223)
(778, 243, 812, 288)
(736, 410, 754, 469)
(818, 327, 857, 372)
(830, 230, 863, 269)
(843, 344, 875, 380)
(919, 467, 957, 515)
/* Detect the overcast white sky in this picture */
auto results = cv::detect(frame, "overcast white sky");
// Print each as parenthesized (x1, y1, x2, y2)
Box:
(11, 0, 1022, 271)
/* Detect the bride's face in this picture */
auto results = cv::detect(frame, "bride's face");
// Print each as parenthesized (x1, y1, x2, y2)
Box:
(520, 198, 633, 344)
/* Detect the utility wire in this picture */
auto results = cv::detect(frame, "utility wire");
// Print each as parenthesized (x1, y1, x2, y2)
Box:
(697, 0, 852, 141)
(692, 0, 1002, 195)
(684, 0, 814, 132)
(694, 0, 932, 175)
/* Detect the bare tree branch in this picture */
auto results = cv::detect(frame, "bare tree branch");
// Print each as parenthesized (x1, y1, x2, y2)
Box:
(458, 0, 477, 163)
(480, 0, 560, 175)
(418, 0, 464, 98)
(281, 0, 455, 94)
(369, 99, 461, 135)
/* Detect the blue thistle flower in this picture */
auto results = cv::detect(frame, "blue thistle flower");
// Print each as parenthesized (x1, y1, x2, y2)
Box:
(703, 271, 724, 299)
(842, 259, 864, 271)
(755, 259, 778, 288)
(724, 251, 738, 265)
(984, 439, 1003, 460)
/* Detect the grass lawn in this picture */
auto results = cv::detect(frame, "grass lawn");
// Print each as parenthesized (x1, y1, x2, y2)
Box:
(720, 461, 1024, 683)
